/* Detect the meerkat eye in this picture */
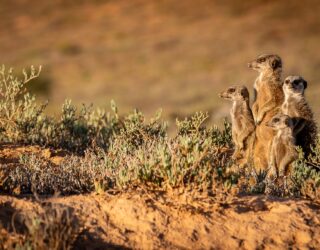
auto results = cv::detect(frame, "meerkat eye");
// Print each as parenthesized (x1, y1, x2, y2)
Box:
(257, 58, 266, 63)
(285, 79, 290, 84)
(293, 80, 300, 86)
(228, 88, 235, 93)
(273, 118, 280, 123)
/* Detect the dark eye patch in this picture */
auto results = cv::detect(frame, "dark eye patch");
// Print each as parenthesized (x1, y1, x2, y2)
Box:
(257, 58, 266, 63)
(273, 118, 280, 123)
(285, 79, 290, 84)
(228, 88, 236, 93)
(293, 80, 300, 86)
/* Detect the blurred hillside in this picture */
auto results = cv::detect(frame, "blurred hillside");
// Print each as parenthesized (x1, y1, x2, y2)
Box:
(1, 0, 320, 124)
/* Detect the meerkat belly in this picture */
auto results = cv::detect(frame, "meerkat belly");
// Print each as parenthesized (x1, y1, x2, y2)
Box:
(283, 102, 300, 118)
(282, 101, 290, 115)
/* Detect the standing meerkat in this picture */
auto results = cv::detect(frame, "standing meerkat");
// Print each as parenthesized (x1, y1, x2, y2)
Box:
(219, 85, 255, 164)
(248, 54, 284, 171)
(248, 54, 284, 124)
(267, 114, 298, 178)
(282, 76, 318, 156)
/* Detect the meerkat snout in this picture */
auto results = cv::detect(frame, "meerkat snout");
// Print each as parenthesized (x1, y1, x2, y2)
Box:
(248, 54, 282, 73)
(219, 86, 249, 101)
(283, 76, 307, 95)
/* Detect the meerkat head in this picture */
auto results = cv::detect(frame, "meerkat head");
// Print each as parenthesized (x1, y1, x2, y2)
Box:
(283, 76, 307, 95)
(219, 85, 250, 102)
(248, 54, 282, 74)
(266, 114, 294, 130)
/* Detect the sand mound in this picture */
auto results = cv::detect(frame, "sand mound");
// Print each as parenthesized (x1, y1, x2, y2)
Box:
(1, 190, 320, 249)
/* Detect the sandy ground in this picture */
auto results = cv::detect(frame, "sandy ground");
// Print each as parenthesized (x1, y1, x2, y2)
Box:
(1, 190, 320, 249)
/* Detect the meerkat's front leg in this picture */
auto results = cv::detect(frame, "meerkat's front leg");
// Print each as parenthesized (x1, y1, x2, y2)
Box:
(255, 99, 274, 125)
(279, 153, 297, 177)
(252, 103, 259, 122)
(232, 141, 243, 160)
(267, 141, 278, 180)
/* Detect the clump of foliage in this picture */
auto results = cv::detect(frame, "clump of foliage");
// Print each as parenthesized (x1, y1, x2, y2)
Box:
(0, 111, 235, 195)
(0, 152, 109, 195)
(0, 201, 81, 250)
(289, 143, 320, 199)
(106, 111, 233, 190)
(0, 65, 47, 143)
(0, 66, 121, 152)
(22, 202, 81, 250)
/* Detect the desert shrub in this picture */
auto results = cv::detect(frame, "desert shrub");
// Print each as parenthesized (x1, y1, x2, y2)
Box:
(38, 100, 121, 152)
(0, 151, 112, 195)
(290, 140, 320, 199)
(0, 111, 235, 194)
(0, 66, 122, 152)
(21, 203, 81, 250)
(0, 65, 47, 143)
(91, 111, 233, 191)
(0, 201, 81, 250)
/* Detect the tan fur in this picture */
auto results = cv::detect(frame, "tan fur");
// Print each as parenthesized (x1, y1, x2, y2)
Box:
(248, 54, 284, 172)
(282, 76, 318, 156)
(267, 114, 298, 178)
(219, 85, 255, 166)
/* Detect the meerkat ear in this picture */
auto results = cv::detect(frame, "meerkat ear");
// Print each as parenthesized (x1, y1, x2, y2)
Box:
(285, 117, 294, 127)
(284, 118, 290, 127)
(271, 58, 282, 70)
(303, 80, 308, 89)
(240, 88, 248, 98)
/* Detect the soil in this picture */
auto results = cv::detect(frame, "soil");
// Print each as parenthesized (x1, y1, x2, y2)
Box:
(1, 190, 320, 249)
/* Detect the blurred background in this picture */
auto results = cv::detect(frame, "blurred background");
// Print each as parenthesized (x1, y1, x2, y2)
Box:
(1, 0, 319, 126)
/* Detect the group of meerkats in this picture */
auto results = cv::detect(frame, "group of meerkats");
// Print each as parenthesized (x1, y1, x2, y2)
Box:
(219, 54, 318, 183)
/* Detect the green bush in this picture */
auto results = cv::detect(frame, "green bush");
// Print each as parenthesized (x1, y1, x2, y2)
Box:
(0, 66, 121, 152)
(290, 143, 320, 199)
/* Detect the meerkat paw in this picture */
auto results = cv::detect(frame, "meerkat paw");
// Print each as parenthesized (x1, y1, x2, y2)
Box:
(267, 168, 277, 181)
(255, 117, 262, 125)
(232, 150, 242, 160)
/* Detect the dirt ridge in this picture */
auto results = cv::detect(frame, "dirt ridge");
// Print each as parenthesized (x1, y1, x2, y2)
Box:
(1, 190, 320, 249)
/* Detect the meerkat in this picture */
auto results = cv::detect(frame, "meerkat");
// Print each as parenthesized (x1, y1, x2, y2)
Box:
(248, 54, 284, 124)
(282, 76, 318, 156)
(267, 114, 298, 179)
(219, 85, 255, 164)
(248, 54, 284, 172)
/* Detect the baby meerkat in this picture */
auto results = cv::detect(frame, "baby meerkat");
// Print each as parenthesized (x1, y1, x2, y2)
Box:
(219, 85, 255, 163)
(267, 114, 298, 178)
(248, 54, 284, 172)
(282, 76, 318, 156)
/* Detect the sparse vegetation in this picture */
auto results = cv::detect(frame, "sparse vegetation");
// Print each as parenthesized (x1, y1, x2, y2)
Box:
(0, 66, 318, 198)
